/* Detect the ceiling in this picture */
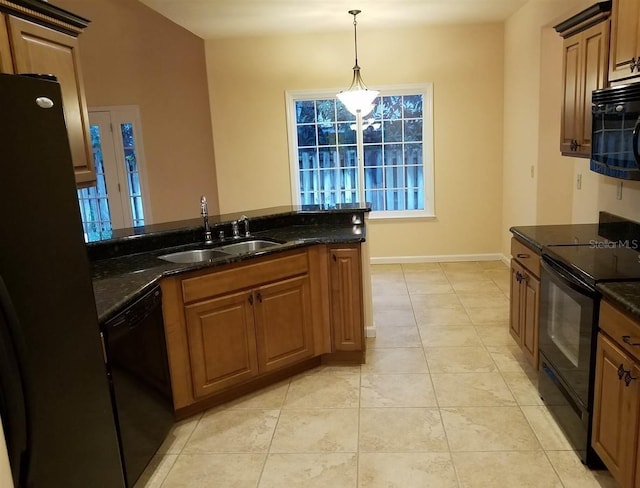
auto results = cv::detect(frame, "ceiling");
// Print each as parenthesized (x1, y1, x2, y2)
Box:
(137, 0, 533, 40)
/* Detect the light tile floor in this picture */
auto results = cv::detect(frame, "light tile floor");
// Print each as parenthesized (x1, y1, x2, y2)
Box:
(136, 261, 619, 488)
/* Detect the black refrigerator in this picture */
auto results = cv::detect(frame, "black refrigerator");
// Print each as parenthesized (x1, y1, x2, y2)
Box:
(0, 73, 125, 487)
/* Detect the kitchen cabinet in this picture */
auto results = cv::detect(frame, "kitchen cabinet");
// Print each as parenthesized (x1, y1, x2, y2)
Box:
(0, 13, 11, 73)
(509, 238, 541, 369)
(609, 0, 640, 83)
(185, 290, 259, 399)
(0, 1, 94, 186)
(555, 3, 611, 157)
(162, 247, 335, 415)
(254, 275, 314, 372)
(329, 245, 364, 353)
(592, 300, 640, 488)
(161, 244, 365, 416)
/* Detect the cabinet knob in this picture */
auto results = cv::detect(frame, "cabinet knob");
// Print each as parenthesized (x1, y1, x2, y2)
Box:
(631, 57, 637, 73)
(618, 364, 627, 380)
(257, 292, 263, 303)
(332, 254, 337, 262)
(516, 253, 529, 259)
(622, 335, 640, 347)
(570, 139, 579, 151)
(248, 294, 254, 305)
(625, 370, 637, 386)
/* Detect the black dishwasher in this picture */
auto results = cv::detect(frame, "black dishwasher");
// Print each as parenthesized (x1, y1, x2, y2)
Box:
(103, 286, 174, 487)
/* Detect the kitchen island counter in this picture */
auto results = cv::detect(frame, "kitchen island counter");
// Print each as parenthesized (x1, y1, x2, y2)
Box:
(90, 205, 370, 323)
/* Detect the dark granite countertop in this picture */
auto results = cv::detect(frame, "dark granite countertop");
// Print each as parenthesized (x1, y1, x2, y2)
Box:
(597, 282, 640, 320)
(510, 224, 603, 252)
(92, 212, 368, 324)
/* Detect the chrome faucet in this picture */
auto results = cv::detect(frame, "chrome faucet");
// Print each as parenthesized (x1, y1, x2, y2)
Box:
(239, 215, 250, 237)
(231, 215, 250, 239)
(200, 196, 213, 244)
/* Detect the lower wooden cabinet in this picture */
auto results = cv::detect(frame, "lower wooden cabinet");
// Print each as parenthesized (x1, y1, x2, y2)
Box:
(185, 290, 258, 399)
(592, 300, 640, 488)
(592, 332, 640, 487)
(254, 275, 314, 373)
(509, 256, 540, 369)
(329, 245, 364, 352)
(162, 244, 365, 415)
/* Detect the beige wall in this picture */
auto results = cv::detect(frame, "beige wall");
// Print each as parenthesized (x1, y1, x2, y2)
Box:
(206, 24, 505, 259)
(502, 0, 593, 255)
(55, 0, 219, 224)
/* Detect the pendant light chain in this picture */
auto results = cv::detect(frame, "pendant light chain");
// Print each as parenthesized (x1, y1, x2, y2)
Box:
(352, 11, 360, 69)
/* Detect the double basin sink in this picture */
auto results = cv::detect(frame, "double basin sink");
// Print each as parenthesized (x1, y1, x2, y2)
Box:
(158, 239, 282, 264)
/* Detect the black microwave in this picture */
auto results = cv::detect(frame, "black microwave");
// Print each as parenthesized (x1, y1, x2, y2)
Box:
(591, 83, 640, 180)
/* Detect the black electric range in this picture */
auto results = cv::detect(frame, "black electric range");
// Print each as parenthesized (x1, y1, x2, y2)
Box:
(536, 219, 640, 468)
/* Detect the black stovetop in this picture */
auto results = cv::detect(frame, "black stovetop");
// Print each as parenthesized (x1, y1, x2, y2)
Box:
(544, 242, 640, 284)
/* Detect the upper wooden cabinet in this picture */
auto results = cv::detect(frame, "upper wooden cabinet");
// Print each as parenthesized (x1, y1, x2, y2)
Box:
(0, 1, 94, 187)
(555, 3, 611, 157)
(609, 0, 640, 83)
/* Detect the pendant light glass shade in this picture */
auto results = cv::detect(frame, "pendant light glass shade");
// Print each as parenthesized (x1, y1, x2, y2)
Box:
(337, 10, 379, 117)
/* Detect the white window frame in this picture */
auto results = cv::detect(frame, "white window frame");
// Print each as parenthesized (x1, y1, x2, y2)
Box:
(285, 83, 435, 219)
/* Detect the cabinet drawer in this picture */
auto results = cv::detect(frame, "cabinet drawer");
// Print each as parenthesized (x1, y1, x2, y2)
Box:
(511, 238, 540, 277)
(600, 300, 640, 363)
(182, 250, 309, 303)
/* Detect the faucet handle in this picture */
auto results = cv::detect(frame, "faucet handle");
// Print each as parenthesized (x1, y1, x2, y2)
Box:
(231, 220, 240, 238)
(200, 195, 208, 215)
(240, 215, 250, 237)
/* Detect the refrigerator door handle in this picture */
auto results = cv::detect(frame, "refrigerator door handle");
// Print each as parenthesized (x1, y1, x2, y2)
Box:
(0, 275, 32, 488)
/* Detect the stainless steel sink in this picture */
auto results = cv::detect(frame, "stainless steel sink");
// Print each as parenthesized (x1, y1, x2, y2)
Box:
(158, 248, 230, 264)
(218, 239, 281, 254)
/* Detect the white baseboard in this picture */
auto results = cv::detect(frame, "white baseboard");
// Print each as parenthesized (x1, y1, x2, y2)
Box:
(370, 253, 507, 265)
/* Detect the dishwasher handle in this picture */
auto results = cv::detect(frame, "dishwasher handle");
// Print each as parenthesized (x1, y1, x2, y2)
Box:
(104, 286, 162, 331)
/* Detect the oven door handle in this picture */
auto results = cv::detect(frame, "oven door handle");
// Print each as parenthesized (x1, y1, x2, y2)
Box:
(633, 116, 640, 168)
(541, 255, 598, 298)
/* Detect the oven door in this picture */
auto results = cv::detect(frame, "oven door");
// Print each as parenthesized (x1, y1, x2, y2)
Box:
(539, 255, 599, 409)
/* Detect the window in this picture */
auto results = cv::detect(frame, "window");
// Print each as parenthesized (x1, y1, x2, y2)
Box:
(286, 84, 434, 217)
(76, 106, 150, 241)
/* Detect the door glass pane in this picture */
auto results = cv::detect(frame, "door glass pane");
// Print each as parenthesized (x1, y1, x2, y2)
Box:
(120, 123, 145, 227)
(77, 124, 113, 242)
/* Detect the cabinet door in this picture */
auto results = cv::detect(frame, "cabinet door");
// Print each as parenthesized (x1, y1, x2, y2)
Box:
(509, 259, 524, 345)
(592, 333, 640, 487)
(7, 16, 95, 186)
(522, 271, 540, 369)
(579, 21, 609, 155)
(185, 291, 259, 398)
(560, 21, 608, 157)
(0, 14, 13, 73)
(560, 35, 582, 154)
(609, 0, 640, 82)
(329, 246, 364, 352)
(254, 275, 314, 373)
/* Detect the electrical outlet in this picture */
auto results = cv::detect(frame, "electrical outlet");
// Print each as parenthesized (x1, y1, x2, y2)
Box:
(577, 173, 582, 190)
(617, 181, 623, 200)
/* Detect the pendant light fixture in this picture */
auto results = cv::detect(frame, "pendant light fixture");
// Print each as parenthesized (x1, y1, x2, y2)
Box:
(337, 9, 379, 117)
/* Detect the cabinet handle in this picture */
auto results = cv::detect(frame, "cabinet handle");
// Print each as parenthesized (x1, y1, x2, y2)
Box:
(332, 254, 337, 262)
(516, 253, 529, 259)
(570, 139, 579, 151)
(631, 57, 637, 73)
(618, 364, 627, 380)
(625, 370, 637, 386)
(257, 292, 262, 303)
(622, 335, 640, 346)
(248, 294, 254, 305)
